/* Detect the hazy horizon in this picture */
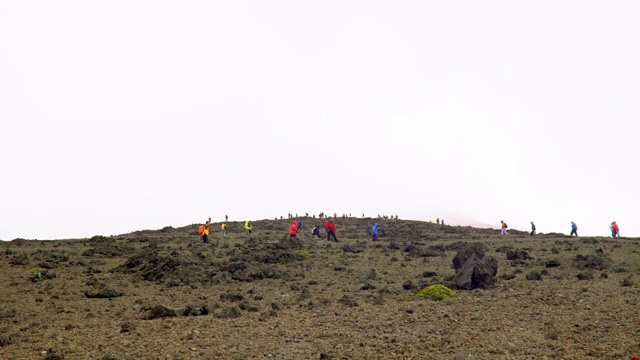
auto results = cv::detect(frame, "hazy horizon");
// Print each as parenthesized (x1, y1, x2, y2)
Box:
(2, 1, 638, 240)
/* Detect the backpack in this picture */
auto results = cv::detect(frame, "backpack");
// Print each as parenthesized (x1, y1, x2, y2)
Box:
(198, 225, 205, 235)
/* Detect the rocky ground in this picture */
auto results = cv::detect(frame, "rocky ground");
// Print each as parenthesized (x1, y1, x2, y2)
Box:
(1, 217, 639, 360)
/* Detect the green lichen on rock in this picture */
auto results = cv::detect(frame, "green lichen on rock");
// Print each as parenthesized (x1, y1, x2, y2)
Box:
(416, 284, 456, 299)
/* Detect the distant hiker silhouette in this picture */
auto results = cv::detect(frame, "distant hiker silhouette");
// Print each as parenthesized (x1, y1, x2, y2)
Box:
(372, 223, 379, 241)
(611, 221, 620, 237)
(570, 221, 578, 236)
(530, 222, 536, 236)
(297, 218, 303, 232)
(225, 214, 228, 222)
(501, 221, 508, 235)
(436, 218, 440, 225)
(312, 225, 321, 238)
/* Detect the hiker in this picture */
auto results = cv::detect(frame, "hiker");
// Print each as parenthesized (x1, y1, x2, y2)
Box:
(289, 221, 297, 237)
(501, 220, 508, 235)
(530, 222, 536, 236)
(333, 212, 337, 218)
(325, 219, 338, 242)
(436, 218, 440, 225)
(199, 217, 211, 243)
(441, 219, 445, 225)
(372, 223, 379, 241)
(297, 218, 303, 232)
(244, 221, 252, 235)
(221, 223, 227, 237)
(312, 225, 321, 238)
(570, 221, 578, 236)
(611, 221, 620, 237)
(225, 214, 228, 222)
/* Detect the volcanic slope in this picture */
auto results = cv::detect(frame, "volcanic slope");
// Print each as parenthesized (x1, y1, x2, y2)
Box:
(1, 217, 639, 359)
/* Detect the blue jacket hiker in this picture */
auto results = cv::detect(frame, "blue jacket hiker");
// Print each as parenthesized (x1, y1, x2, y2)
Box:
(372, 223, 379, 241)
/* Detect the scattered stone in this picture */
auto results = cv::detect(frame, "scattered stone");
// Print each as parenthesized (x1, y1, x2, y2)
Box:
(576, 272, 594, 281)
(422, 271, 438, 278)
(360, 283, 375, 290)
(506, 249, 535, 261)
(545, 332, 559, 340)
(300, 288, 311, 299)
(363, 267, 377, 280)
(499, 272, 516, 280)
(0, 334, 13, 347)
(10, 254, 29, 266)
(387, 242, 401, 250)
(495, 246, 513, 253)
(574, 253, 613, 270)
(372, 294, 384, 305)
(600, 272, 608, 279)
(545, 260, 561, 268)
(83, 286, 123, 299)
(218, 306, 242, 319)
(525, 270, 542, 281)
(338, 295, 358, 307)
(145, 305, 185, 319)
(0, 309, 16, 319)
(44, 348, 64, 360)
(220, 293, 244, 302)
(342, 244, 363, 253)
(402, 281, 412, 290)
(620, 276, 633, 287)
(120, 322, 137, 333)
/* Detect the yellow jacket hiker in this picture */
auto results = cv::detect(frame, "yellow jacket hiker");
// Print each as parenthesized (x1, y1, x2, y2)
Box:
(221, 223, 227, 238)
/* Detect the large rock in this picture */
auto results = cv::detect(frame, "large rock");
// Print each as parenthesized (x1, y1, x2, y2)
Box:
(452, 244, 487, 271)
(453, 254, 497, 290)
(506, 249, 535, 261)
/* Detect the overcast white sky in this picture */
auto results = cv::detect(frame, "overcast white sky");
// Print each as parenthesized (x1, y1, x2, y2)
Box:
(1, 1, 639, 240)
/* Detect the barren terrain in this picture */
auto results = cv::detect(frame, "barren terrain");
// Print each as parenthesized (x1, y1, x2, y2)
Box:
(1, 218, 639, 359)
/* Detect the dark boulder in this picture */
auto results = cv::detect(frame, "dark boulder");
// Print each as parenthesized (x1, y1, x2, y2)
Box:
(525, 270, 542, 281)
(506, 249, 535, 261)
(453, 254, 498, 290)
(452, 244, 487, 271)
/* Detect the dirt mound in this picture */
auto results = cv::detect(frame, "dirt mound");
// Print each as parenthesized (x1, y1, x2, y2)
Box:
(113, 251, 212, 287)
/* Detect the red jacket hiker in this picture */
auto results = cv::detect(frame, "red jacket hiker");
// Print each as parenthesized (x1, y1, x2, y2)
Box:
(289, 221, 298, 236)
(325, 221, 336, 232)
(325, 220, 338, 241)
